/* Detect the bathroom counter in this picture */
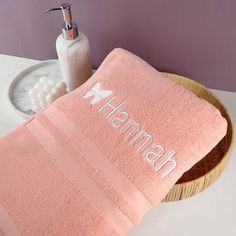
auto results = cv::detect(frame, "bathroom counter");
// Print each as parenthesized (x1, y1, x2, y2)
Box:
(0, 54, 235, 236)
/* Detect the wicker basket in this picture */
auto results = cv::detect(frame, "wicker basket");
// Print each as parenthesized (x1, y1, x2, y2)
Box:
(161, 73, 234, 202)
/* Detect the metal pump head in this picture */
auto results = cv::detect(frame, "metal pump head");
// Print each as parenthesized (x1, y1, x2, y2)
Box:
(44, 3, 78, 40)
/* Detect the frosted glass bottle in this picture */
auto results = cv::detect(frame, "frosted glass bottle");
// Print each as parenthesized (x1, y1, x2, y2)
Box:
(56, 32, 92, 91)
(45, 3, 92, 91)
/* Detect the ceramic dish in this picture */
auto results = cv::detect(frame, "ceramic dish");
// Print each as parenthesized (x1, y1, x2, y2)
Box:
(8, 60, 62, 119)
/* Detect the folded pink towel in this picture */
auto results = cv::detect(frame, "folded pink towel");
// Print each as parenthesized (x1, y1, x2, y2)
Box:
(0, 49, 227, 236)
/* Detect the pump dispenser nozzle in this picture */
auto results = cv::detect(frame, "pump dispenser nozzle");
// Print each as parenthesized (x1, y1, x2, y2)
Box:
(44, 3, 78, 40)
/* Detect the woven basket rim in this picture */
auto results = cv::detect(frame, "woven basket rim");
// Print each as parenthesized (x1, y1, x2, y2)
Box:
(163, 72, 234, 187)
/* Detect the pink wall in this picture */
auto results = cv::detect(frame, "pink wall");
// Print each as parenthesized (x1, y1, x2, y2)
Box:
(0, 0, 236, 91)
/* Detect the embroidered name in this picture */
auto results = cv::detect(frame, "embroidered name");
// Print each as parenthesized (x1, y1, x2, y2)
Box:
(83, 82, 177, 178)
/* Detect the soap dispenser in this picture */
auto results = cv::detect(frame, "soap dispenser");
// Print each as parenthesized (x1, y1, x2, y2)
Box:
(44, 3, 92, 91)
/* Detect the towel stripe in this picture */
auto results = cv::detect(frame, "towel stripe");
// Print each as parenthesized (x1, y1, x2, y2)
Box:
(43, 106, 151, 216)
(0, 204, 21, 236)
(26, 119, 133, 236)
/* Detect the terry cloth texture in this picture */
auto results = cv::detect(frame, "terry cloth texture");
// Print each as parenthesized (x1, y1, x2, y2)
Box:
(0, 48, 227, 236)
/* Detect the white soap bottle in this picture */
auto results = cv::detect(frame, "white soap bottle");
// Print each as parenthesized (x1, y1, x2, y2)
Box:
(44, 3, 92, 91)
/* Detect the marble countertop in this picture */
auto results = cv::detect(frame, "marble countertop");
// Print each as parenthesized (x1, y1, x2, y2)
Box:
(0, 53, 236, 236)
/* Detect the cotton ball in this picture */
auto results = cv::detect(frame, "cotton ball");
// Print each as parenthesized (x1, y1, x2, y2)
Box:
(37, 91, 46, 100)
(32, 105, 40, 112)
(46, 93, 55, 103)
(56, 81, 67, 90)
(34, 82, 43, 90)
(40, 76, 48, 84)
(30, 76, 67, 113)
(28, 88, 37, 99)
(51, 87, 59, 95)
(43, 85, 51, 93)
(56, 82, 67, 98)
(49, 79, 57, 86)
(58, 88, 65, 97)
(30, 98, 38, 106)
(39, 101, 47, 108)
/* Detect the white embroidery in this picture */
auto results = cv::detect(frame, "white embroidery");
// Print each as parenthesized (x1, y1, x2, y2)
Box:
(131, 131, 153, 153)
(83, 83, 177, 178)
(121, 122, 141, 141)
(111, 111, 129, 129)
(98, 96, 126, 119)
(83, 82, 112, 105)
(144, 144, 164, 166)
(154, 151, 177, 178)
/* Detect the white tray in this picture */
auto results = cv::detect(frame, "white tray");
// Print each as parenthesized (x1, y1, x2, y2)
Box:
(8, 60, 62, 119)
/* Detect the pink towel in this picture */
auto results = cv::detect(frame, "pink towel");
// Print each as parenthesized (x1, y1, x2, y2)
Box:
(0, 48, 227, 236)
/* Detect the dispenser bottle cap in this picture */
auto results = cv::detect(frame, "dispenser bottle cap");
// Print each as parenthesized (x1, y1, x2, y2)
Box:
(44, 3, 78, 40)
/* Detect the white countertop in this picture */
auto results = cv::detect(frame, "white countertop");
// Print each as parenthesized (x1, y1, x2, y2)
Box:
(0, 54, 235, 236)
